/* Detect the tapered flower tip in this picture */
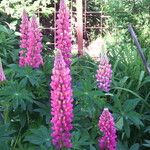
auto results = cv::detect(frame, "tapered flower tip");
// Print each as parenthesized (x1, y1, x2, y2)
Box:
(21, 9, 28, 21)
(22, 9, 27, 16)
(98, 107, 117, 150)
(31, 15, 36, 21)
(30, 16, 39, 28)
(104, 108, 108, 111)
(60, 0, 65, 5)
(54, 50, 66, 65)
(55, 50, 62, 59)
(59, 0, 68, 9)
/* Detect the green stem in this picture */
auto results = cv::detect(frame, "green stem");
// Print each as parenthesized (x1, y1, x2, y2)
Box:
(26, 111, 30, 126)
(61, 148, 67, 150)
(113, 87, 150, 108)
(140, 91, 150, 114)
(4, 103, 9, 124)
(13, 126, 22, 150)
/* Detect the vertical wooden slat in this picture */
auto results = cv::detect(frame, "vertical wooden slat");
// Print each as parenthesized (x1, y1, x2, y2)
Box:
(76, 0, 83, 56)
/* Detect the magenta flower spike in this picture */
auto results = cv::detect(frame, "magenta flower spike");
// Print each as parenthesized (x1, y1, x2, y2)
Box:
(98, 108, 117, 150)
(96, 54, 112, 92)
(0, 58, 6, 81)
(56, 0, 72, 67)
(50, 50, 73, 149)
(26, 16, 43, 68)
(19, 10, 29, 67)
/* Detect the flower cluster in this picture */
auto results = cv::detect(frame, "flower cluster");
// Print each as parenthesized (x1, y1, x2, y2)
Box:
(19, 11, 43, 68)
(19, 10, 29, 67)
(56, 0, 72, 67)
(0, 58, 6, 81)
(26, 16, 43, 68)
(96, 55, 112, 92)
(98, 108, 117, 150)
(50, 51, 73, 149)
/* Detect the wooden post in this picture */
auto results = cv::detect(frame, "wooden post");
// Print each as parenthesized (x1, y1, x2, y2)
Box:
(128, 24, 150, 75)
(76, 0, 83, 56)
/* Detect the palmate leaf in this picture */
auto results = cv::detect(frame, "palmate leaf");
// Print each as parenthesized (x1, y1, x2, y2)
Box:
(143, 140, 150, 147)
(24, 125, 51, 148)
(144, 126, 150, 133)
(72, 130, 91, 149)
(8, 64, 46, 86)
(129, 143, 140, 150)
(0, 81, 35, 110)
(0, 123, 15, 143)
(127, 111, 143, 127)
(117, 140, 128, 150)
(33, 101, 50, 124)
(0, 123, 15, 150)
(123, 98, 141, 112)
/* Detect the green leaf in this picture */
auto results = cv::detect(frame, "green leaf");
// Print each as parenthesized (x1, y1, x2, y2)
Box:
(144, 126, 150, 133)
(0, 81, 34, 110)
(90, 144, 96, 150)
(123, 118, 130, 138)
(143, 140, 150, 147)
(34, 101, 50, 124)
(116, 117, 123, 130)
(72, 131, 90, 149)
(0, 124, 15, 143)
(129, 143, 140, 150)
(24, 126, 51, 148)
(127, 111, 143, 127)
(123, 98, 141, 112)
(117, 140, 128, 150)
(8, 64, 46, 86)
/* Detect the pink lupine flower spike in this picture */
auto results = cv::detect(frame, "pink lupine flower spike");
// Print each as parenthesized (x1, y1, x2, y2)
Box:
(50, 50, 73, 149)
(26, 16, 43, 68)
(0, 58, 6, 81)
(56, 0, 72, 67)
(19, 10, 29, 67)
(96, 54, 112, 92)
(98, 108, 117, 150)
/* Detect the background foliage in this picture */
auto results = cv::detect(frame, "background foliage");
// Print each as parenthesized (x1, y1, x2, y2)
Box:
(0, 0, 150, 149)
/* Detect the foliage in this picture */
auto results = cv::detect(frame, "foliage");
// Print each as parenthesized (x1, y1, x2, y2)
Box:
(0, 0, 150, 150)
(0, 0, 56, 19)
(0, 25, 19, 65)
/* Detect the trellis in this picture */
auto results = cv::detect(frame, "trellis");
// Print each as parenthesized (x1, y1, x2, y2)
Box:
(39, 0, 109, 55)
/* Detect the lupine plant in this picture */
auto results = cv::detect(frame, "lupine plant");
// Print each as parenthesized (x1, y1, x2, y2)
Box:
(56, 0, 72, 67)
(19, 10, 29, 67)
(96, 54, 112, 92)
(26, 16, 43, 68)
(98, 108, 117, 150)
(0, 0, 149, 150)
(50, 50, 73, 149)
(19, 11, 43, 68)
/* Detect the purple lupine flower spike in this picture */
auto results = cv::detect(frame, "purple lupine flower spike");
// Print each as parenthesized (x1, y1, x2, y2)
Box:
(19, 10, 29, 67)
(96, 54, 112, 92)
(98, 108, 117, 150)
(0, 58, 6, 81)
(50, 50, 73, 149)
(56, 0, 72, 67)
(25, 16, 43, 68)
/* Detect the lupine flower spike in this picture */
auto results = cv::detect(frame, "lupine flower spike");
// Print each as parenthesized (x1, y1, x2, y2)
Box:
(0, 58, 6, 81)
(19, 10, 29, 67)
(96, 54, 112, 92)
(56, 0, 72, 67)
(50, 50, 73, 149)
(98, 108, 117, 150)
(26, 16, 43, 68)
